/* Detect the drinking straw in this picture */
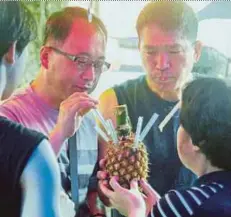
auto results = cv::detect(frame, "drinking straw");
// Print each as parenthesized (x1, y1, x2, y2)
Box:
(92, 109, 110, 135)
(134, 116, 143, 148)
(158, 102, 180, 132)
(94, 125, 110, 143)
(139, 113, 159, 141)
(107, 119, 118, 144)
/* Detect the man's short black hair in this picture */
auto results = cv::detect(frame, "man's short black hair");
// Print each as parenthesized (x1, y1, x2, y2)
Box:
(180, 77, 231, 170)
(0, 2, 37, 60)
(136, 1, 198, 42)
(43, 6, 107, 45)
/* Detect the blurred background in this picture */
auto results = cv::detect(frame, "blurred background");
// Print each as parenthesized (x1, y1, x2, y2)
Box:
(24, 1, 231, 97)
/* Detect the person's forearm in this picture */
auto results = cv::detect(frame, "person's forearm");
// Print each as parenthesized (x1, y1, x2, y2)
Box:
(49, 126, 67, 156)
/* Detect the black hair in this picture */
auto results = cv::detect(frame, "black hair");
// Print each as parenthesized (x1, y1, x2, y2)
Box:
(0, 2, 37, 60)
(136, 1, 198, 42)
(43, 6, 107, 45)
(181, 77, 231, 170)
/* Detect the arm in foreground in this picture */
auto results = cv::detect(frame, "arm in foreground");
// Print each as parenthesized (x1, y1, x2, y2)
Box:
(20, 139, 61, 217)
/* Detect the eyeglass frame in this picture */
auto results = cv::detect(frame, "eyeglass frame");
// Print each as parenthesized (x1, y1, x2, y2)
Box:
(46, 46, 111, 75)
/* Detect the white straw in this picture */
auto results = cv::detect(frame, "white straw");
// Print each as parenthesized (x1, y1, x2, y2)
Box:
(134, 117, 143, 148)
(107, 119, 118, 144)
(88, 0, 93, 23)
(94, 125, 110, 143)
(139, 113, 159, 141)
(92, 109, 110, 135)
(105, 120, 113, 136)
(158, 102, 180, 132)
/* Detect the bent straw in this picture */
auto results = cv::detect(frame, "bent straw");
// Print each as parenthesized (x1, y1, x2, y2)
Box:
(134, 116, 143, 148)
(94, 125, 110, 143)
(107, 119, 118, 144)
(139, 113, 159, 141)
(92, 109, 110, 136)
(158, 102, 180, 132)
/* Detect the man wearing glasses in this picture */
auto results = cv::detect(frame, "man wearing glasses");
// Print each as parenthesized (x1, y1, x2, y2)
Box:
(0, 6, 109, 217)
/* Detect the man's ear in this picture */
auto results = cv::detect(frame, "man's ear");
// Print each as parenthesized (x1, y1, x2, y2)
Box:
(4, 42, 17, 64)
(193, 40, 202, 63)
(40, 46, 50, 69)
(191, 142, 201, 152)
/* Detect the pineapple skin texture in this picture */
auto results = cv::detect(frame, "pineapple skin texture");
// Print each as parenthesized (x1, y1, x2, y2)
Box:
(105, 138, 149, 189)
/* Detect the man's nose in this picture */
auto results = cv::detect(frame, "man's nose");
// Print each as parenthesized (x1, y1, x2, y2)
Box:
(81, 65, 95, 82)
(155, 52, 170, 71)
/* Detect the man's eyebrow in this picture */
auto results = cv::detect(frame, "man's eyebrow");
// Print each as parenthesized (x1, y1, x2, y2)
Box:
(167, 43, 182, 48)
(143, 45, 157, 50)
(143, 43, 182, 48)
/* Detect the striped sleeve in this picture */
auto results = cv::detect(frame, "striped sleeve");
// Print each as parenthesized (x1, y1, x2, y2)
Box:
(151, 183, 224, 217)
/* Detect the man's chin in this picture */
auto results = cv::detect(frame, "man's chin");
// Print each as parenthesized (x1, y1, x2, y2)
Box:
(155, 81, 177, 91)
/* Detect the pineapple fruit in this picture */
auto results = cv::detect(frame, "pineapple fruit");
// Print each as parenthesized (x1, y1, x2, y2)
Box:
(105, 105, 149, 189)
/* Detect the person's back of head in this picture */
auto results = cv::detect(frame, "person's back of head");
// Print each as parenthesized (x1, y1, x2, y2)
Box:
(136, 1, 198, 43)
(0, 2, 36, 61)
(180, 77, 231, 171)
(43, 6, 107, 46)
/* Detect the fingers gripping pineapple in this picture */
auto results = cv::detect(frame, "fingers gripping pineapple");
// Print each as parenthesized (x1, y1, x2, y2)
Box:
(105, 105, 149, 189)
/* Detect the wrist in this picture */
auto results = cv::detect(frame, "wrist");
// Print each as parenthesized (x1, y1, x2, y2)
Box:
(49, 126, 67, 155)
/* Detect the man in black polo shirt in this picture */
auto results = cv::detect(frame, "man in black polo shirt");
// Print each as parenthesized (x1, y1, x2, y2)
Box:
(0, 2, 61, 217)
(99, 77, 231, 217)
(98, 2, 201, 216)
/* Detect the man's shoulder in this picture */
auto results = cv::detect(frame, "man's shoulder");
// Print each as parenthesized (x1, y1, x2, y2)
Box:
(99, 75, 145, 105)
(0, 86, 33, 109)
(0, 86, 39, 123)
(99, 87, 116, 101)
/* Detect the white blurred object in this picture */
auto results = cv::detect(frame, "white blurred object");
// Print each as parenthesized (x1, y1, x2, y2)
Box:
(60, 191, 75, 217)
(99, 1, 211, 37)
(88, 0, 93, 23)
(198, 19, 231, 58)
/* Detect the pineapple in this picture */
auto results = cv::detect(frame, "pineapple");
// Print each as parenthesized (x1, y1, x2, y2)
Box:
(105, 105, 149, 189)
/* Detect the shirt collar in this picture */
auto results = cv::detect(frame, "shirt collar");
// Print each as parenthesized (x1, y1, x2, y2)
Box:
(194, 170, 231, 186)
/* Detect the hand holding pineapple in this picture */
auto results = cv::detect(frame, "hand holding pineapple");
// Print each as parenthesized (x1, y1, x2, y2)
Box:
(94, 105, 159, 190)
(105, 135, 149, 189)
(98, 172, 160, 217)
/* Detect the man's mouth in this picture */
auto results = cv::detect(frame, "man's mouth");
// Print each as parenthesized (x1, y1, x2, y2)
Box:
(156, 77, 174, 83)
(73, 86, 90, 92)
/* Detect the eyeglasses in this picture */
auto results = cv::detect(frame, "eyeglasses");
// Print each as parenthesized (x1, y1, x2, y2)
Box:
(47, 46, 111, 74)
